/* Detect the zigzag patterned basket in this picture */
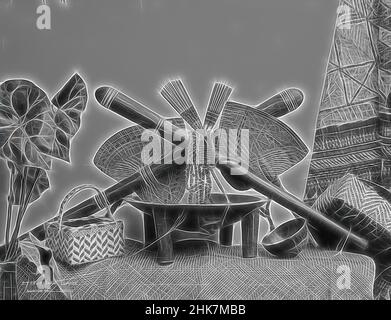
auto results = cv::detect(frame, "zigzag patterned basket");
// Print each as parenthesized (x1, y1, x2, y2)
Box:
(45, 185, 125, 266)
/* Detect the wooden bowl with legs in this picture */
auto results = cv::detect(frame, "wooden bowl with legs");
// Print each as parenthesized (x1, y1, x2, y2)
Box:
(127, 194, 264, 265)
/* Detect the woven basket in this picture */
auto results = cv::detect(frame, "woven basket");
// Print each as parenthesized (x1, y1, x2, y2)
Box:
(46, 185, 125, 266)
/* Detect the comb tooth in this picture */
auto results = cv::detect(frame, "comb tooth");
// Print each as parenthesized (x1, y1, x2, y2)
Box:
(210, 83, 221, 112)
(204, 82, 233, 131)
(161, 79, 191, 114)
(160, 79, 203, 130)
(175, 80, 193, 112)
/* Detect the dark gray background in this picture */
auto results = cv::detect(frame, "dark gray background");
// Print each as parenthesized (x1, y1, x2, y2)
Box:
(0, 0, 338, 243)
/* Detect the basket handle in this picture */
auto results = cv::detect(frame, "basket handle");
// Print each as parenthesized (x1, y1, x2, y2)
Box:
(56, 184, 113, 232)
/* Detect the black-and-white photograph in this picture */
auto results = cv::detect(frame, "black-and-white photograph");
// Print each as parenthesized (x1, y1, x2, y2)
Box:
(0, 0, 390, 306)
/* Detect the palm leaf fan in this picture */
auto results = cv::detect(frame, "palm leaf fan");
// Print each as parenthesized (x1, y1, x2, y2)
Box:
(219, 101, 309, 186)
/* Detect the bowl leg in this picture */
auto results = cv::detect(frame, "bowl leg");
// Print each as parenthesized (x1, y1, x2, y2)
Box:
(220, 225, 234, 246)
(241, 209, 259, 258)
(143, 213, 156, 247)
(152, 208, 174, 265)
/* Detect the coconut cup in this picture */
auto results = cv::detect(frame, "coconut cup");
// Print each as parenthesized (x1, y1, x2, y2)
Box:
(262, 217, 309, 258)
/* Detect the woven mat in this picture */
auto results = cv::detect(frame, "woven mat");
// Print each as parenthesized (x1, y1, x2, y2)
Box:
(17, 240, 375, 300)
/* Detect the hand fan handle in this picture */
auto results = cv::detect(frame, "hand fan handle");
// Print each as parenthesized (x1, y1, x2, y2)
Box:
(95, 86, 176, 136)
(216, 160, 369, 251)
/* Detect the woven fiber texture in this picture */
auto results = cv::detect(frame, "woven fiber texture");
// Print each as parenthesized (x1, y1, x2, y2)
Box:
(25, 240, 375, 300)
(312, 174, 391, 299)
(46, 219, 125, 266)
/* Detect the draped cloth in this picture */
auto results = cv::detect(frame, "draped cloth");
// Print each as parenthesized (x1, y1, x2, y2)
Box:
(305, 0, 391, 205)
(17, 240, 375, 300)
